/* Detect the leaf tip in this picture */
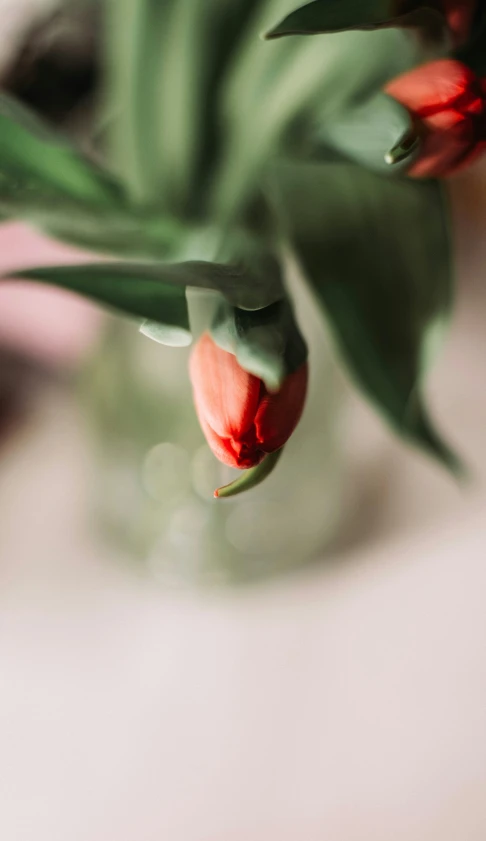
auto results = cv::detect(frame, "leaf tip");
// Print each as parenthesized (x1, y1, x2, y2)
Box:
(385, 132, 420, 166)
(214, 449, 284, 499)
(139, 319, 192, 348)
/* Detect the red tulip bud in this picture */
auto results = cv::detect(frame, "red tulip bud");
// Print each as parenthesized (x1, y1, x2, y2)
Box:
(189, 332, 308, 471)
(385, 59, 486, 178)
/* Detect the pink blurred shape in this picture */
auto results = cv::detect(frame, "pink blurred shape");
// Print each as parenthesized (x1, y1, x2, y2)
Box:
(0, 221, 103, 367)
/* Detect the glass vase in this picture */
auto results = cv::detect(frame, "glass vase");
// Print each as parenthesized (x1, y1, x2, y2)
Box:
(81, 267, 344, 586)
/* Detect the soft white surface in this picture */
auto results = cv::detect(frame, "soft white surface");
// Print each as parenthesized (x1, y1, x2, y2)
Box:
(0, 165, 486, 840)
(1, 396, 486, 841)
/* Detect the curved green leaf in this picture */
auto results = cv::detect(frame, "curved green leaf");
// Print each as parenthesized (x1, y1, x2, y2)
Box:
(38, 212, 186, 262)
(6, 264, 191, 339)
(103, 0, 174, 204)
(270, 160, 459, 470)
(265, 0, 445, 39)
(211, 236, 285, 310)
(314, 92, 420, 174)
(155, 0, 219, 212)
(212, 24, 423, 219)
(139, 319, 192, 347)
(215, 449, 284, 498)
(211, 304, 285, 391)
(7, 251, 283, 324)
(185, 257, 283, 310)
(0, 96, 123, 213)
(210, 299, 308, 392)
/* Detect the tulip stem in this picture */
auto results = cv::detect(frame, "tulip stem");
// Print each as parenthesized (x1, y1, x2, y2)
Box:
(215, 448, 284, 499)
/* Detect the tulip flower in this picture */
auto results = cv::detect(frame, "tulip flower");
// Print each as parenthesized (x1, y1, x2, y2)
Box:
(189, 332, 308, 472)
(385, 59, 486, 178)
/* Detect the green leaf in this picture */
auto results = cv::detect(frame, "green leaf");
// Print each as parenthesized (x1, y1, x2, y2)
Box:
(6, 264, 191, 339)
(139, 319, 193, 348)
(313, 92, 420, 174)
(188, 0, 264, 207)
(0, 95, 123, 213)
(211, 22, 423, 219)
(212, 236, 285, 310)
(38, 211, 187, 262)
(103, 0, 174, 204)
(103, 0, 263, 212)
(154, 0, 218, 213)
(7, 252, 283, 322)
(271, 160, 459, 469)
(210, 299, 308, 392)
(265, 0, 445, 39)
(215, 449, 284, 498)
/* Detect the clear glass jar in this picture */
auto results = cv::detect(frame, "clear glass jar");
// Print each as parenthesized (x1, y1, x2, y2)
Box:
(81, 266, 344, 586)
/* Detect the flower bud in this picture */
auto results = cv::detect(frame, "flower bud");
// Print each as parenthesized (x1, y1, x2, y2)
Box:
(189, 332, 308, 470)
(385, 59, 486, 178)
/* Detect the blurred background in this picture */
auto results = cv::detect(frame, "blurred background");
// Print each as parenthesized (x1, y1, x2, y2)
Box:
(1, 1, 486, 839)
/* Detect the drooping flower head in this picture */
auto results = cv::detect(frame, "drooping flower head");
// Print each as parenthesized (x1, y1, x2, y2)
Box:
(189, 332, 308, 471)
(385, 59, 486, 178)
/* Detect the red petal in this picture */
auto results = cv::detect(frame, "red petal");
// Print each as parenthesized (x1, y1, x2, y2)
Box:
(254, 362, 309, 453)
(189, 332, 267, 469)
(385, 60, 477, 118)
(197, 412, 264, 470)
(408, 135, 468, 177)
(190, 335, 308, 470)
(189, 332, 261, 440)
(424, 109, 467, 130)
(409, 111, 480, 177)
